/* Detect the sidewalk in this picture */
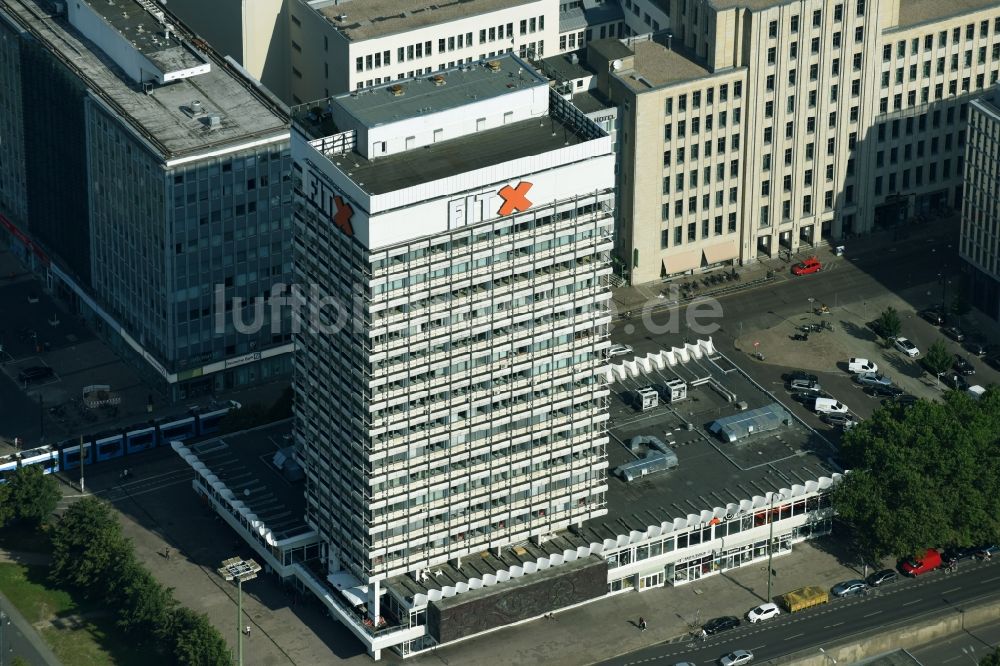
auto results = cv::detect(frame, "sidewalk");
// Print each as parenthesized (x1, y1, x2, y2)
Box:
(612, 219, 959, 316)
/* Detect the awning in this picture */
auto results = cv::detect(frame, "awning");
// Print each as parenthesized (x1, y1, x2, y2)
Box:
(661, 248, 701, 275)
(702, 240, 738, 265)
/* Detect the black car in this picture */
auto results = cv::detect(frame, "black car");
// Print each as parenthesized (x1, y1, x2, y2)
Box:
(821, 413, 857, 428)
(866, 569, 898, 587)
(942, 326, 966, 342)
(942, 546, 978, 564)
(702, 616, 740, 635)
(953, 355, 976, 376)
(17, 366, 54, 383)
(920, 308, 946, 325)
(964, 340, 988, 357)
(941, 373, 969, 391)
(783, 370, 819, 383)
(986, 354, 1000, 371)
(865, 384, 904, 398)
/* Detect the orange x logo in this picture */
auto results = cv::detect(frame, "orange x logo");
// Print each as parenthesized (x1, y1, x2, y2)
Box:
(332, 195, 354, 237)
(497, 181, 533, 216)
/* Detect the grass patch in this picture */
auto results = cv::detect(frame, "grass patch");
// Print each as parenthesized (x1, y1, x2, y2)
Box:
(0, 563, 170, 666)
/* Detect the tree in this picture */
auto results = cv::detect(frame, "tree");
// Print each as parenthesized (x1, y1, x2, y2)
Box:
(834, 388, 1000, 561)
(168, 607, 231, 666)
(114, 562, 176, 638)
(0, 482, 13, 528)
(876, 306, 902, 341)
(922, 340, 953, 378)
(981, 649, 1000, 666)
(50, 497, 132, 595)
(5, 464, 60, 525)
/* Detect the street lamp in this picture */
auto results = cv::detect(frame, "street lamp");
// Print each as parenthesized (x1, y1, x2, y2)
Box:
(819, 647, 837, 664)
(217, 557, 261, 666)
(766, 491, 784, 602)
(961, 646, 977, 665)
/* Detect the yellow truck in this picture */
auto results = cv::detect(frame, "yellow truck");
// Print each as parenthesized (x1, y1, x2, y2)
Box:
(780, 586, 829, 613)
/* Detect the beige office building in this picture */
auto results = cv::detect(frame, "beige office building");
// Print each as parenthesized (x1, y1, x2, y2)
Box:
(961, 88, 1000, 320)
(593, 0, 1000, 284)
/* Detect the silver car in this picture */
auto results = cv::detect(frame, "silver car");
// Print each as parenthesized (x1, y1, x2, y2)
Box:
(720, 650, 754, 666)
(856, 372, 893, 387)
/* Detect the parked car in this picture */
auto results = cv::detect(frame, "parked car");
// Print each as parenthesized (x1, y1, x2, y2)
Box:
(702, 616, 740, 636)
(893, 337, 920, 357)
(941, 373, 969, 391)
(812, 397, 849, 414)
(942, 546, 979, 564)
(17, 366, 54, 384)
(746, 602, 780, 623)
(900, 548, 943, 576)
(942, 326, 966, 342)
(831, 579, 869, 597)
(953, 355, 975, 375)
(791, 257, 823, 275)
(856, 372, 893, 387)
(608, 344, 634, 357)
(821, 412, 857, 428)
(883, 394, 918, 408)
(783, 370, 819, 383)
(790, 378, 823, 393)
(919, 308, 947, 325)
(964, 339, 988, 357)
(847, 358, 878, 374)
(719, 651, 755, 666)
(866, 569, 898, 587)
(974, 545, 1000, 559)
(792, 390, 832, 404)
(986, 354, 1000, 371)
(866, 384, 904, 398)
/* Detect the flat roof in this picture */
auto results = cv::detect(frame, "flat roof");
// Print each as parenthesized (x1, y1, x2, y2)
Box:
(188, 423, 312, 542)
(3, 0, 288, 159)
(572, 89, 614, 114)
(618, 39, 712, 90)
(588, 37, 634, 61)
(87, 0, 203, 72)
(894, 0, 998, 29)
(322, 113, 591, 195)
(539, 52, 593, 83)
(591, 349, 839, 539)
(314, 0, 537, 41)
(332, 56, 547, 129)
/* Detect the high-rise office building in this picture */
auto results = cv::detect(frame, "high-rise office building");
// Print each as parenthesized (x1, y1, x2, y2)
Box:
(0, 0, 294, 399)
(574, 0, 1000, 283)
(961, 87, 1000, 319)
(292, 52, 615, 646)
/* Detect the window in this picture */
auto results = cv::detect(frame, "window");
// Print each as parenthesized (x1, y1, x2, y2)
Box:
(811, 37, 820, 54)
(856, 0, 864, 16)
(693, 91, 702, 108)
(768, 20, 778, 38)
(665, 98, 673, 114)
(790, 15, 799, 33)
(883, 44, 891, 61)
(833, 32, 841, 48)
(854, 26, 863, 41)
(784, 148, 793, 165)
(768, 47, 777, 65)
(813, 10, 821, 26)
(834, 3, 843, 21)
(783, 174, 792, 192)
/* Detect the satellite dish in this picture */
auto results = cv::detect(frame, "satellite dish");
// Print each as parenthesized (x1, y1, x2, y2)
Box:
(611, 59, 623, 71)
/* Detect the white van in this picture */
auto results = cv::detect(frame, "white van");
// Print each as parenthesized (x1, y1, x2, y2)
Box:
(847, 358, 878, 374)
(813, 397, 849, 414)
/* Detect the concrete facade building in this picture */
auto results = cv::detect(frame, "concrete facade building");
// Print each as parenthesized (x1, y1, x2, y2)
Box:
(589, 0, 1000, 284)
(961, 88, 1000, 320)
(0, 0, 295, 400)
(288, 0, 559, 101)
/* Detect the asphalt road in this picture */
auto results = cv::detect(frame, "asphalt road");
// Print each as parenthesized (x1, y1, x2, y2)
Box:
(600, 559, 1000, 665)
(0, 595, 61, 666)
(910, 618, 1000, 665)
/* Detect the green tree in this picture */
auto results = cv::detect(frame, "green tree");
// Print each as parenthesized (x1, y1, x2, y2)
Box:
(834, 388, 1000, 561)
(0, 481, 13, 528)
(981, 648, 1000, 666)
(922, 340, 953, 378)
(11, 657, 32, 666)
(50, 497, 131, 595)
(114, 562, 176, 638)
(876, 306, 902, 341)
(5, 464, 60, 525)
(169, 607, 231, 666)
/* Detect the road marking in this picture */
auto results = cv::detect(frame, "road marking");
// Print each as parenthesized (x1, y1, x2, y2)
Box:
(863, 611, 883, 618)
(941, 587, 961, 594)
(983, 576, 1000, 583)
(784, 633, 804, 640)
(902, 598, 922, 606)
(825, 621, 844, 628)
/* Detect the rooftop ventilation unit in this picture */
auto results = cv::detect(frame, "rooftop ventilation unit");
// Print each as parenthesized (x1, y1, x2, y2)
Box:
(431, 74, 446, 86)
(389, 84, 405, 96)
(485, 60, 501, 72)
(189, 100, 204, 115)
(203, 113, 222, 129)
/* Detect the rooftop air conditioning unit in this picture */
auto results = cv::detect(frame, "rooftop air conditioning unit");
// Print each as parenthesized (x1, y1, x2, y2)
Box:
(389, 84, 405, 96)
(486, 60, 501, 72)
(431, 74, 446, 86)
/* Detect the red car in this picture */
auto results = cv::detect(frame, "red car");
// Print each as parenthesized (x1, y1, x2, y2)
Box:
(900, 548, 942, 576)
(791, 257, 823, 275)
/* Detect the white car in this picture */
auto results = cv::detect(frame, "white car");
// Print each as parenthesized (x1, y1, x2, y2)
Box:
(746, 602, 780, 623)
(893, 337, 920, 357)
(719, 650, 755, 666)
(608, 344, 634, 357)
(847, 358, 878, 374)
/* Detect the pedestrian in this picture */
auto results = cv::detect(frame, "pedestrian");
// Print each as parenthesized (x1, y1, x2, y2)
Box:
(639, 616, 647, 632)
(245, 625, 251, 636)
(164, 547, 170, 560)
